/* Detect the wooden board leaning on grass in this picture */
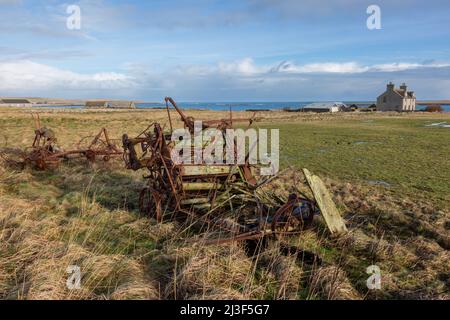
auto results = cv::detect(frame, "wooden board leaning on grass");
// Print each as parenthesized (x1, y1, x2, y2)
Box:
(303, 168, 348, 235)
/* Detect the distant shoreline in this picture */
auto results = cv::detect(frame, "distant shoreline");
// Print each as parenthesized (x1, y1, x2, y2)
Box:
(2, 97, 450, 105)
(416, 100, 450, 105)
(1, 99, 449, 112)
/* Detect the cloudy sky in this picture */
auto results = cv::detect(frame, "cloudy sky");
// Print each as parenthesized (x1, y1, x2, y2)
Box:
(0, 0, 449, 101)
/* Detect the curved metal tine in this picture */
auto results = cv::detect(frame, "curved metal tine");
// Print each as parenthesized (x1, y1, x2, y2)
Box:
(165, 99, 173, 133)
(137, 123, 156, 138)
(31, 113, 41, 130)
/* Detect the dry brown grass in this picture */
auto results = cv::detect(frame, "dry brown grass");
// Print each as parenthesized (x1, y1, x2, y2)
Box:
(1, 163, 448, 300)
(0, 108, 448, 300)
(0, 180, 159, 300)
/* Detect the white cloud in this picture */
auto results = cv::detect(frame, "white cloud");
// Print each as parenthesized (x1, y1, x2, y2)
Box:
(370, 62, 450, 72)
(210, 59, 450, 75)
(0, 60, 133, 91)
(1, 58, 449, 100)
(272, 61, 368, 74)
(217, 58, 266, 75)
(175, 58, 265, 76)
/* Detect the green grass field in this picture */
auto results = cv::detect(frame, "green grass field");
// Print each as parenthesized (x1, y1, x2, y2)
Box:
(273, 117, 450, 208)
(0, 109, 449, 300)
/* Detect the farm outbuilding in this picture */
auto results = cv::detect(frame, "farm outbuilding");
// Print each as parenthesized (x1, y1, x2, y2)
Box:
(302, 102, 347, 113)
(85, 100, 136, 109)
(0, 98, 33, 107)
(107, 101, 136, 109)
(85, 101, 109, 108)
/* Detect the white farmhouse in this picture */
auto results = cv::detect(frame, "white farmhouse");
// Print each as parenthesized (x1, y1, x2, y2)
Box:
(377, 82, 416, 112)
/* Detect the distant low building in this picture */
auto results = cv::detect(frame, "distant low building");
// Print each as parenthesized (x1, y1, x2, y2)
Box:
(368, 104, 377, 111)
(107, 101, 136, 109)
(302, 102, 347, 113)
(0, 98, 32, 107)
(377, 82, 416, 112)
(85, 100, 136, 109)
(349, 104, 359, 111)
(85, 101, 108, 108)
(345, 103, 377, 112)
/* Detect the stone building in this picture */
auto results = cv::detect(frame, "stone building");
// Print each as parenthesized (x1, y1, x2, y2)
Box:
(377, 82, 416, 112)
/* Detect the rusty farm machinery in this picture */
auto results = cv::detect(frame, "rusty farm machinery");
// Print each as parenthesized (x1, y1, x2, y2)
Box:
(0, 114, 122, 170)
(122, 97, 347, 245)
(0, 101, 347, 245)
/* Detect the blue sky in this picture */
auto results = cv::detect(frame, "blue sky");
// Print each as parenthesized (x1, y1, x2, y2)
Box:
(0, 0, 449, 101)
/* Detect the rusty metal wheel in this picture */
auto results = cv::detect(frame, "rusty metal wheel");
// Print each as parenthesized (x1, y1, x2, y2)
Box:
(270, 194, 311, 238)
(271, 194, 318, 240)
(139, 187, 162, 222)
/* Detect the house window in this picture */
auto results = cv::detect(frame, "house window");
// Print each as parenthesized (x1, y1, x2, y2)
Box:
(383, 96, 387, 103)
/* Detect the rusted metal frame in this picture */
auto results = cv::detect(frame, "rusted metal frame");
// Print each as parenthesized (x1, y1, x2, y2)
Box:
(165, 99, 174, 133)
(270, 195, 297, 233)
(165, 96, 256, 133)
(101, 128, 118, 151)
(43, 149, 84, 160)
(135, 123, 156, 139)
(188, 191, 317, 245)
(158, 152, 180, 210)
(165, 97, 194, 133)
(85, 128, 121, 155)
(87, 129, 104, 150)
(124, 98, 326, 243)
(150, 188, 162, 222)
(32, 113, 41, 131)
(32, 133, 40, 148)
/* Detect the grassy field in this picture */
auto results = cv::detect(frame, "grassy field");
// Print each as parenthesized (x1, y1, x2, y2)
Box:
(0, 108, 449, 300)
(276, 117, 450, 208)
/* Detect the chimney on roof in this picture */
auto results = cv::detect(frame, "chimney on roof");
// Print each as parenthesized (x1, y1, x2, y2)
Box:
(400, 83, 407, 91)
(387, 82, 395, 91)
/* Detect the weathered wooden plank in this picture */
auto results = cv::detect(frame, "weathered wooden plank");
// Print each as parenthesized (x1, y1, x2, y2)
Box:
(303, 168, 348, 235)
(180, 165, 236, 176)
(182, 182, 225, 191)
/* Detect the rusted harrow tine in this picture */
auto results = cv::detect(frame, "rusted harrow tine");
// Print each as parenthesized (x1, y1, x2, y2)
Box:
(3, 116, 123, 170)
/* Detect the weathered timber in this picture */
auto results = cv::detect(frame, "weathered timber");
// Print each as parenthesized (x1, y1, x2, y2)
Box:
(179, 165, 236, 176)
(182, 182, 225, 191)
(303, 168, 347, 235)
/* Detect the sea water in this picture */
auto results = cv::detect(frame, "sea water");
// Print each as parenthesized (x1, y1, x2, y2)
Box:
(32, 102, 450, 112)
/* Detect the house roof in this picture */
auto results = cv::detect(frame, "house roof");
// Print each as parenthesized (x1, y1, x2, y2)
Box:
(303, 102, 347, 109)
(394, 89, 406, 97)
(378, 83, 415, 100)
(1, 98, 31, 104)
